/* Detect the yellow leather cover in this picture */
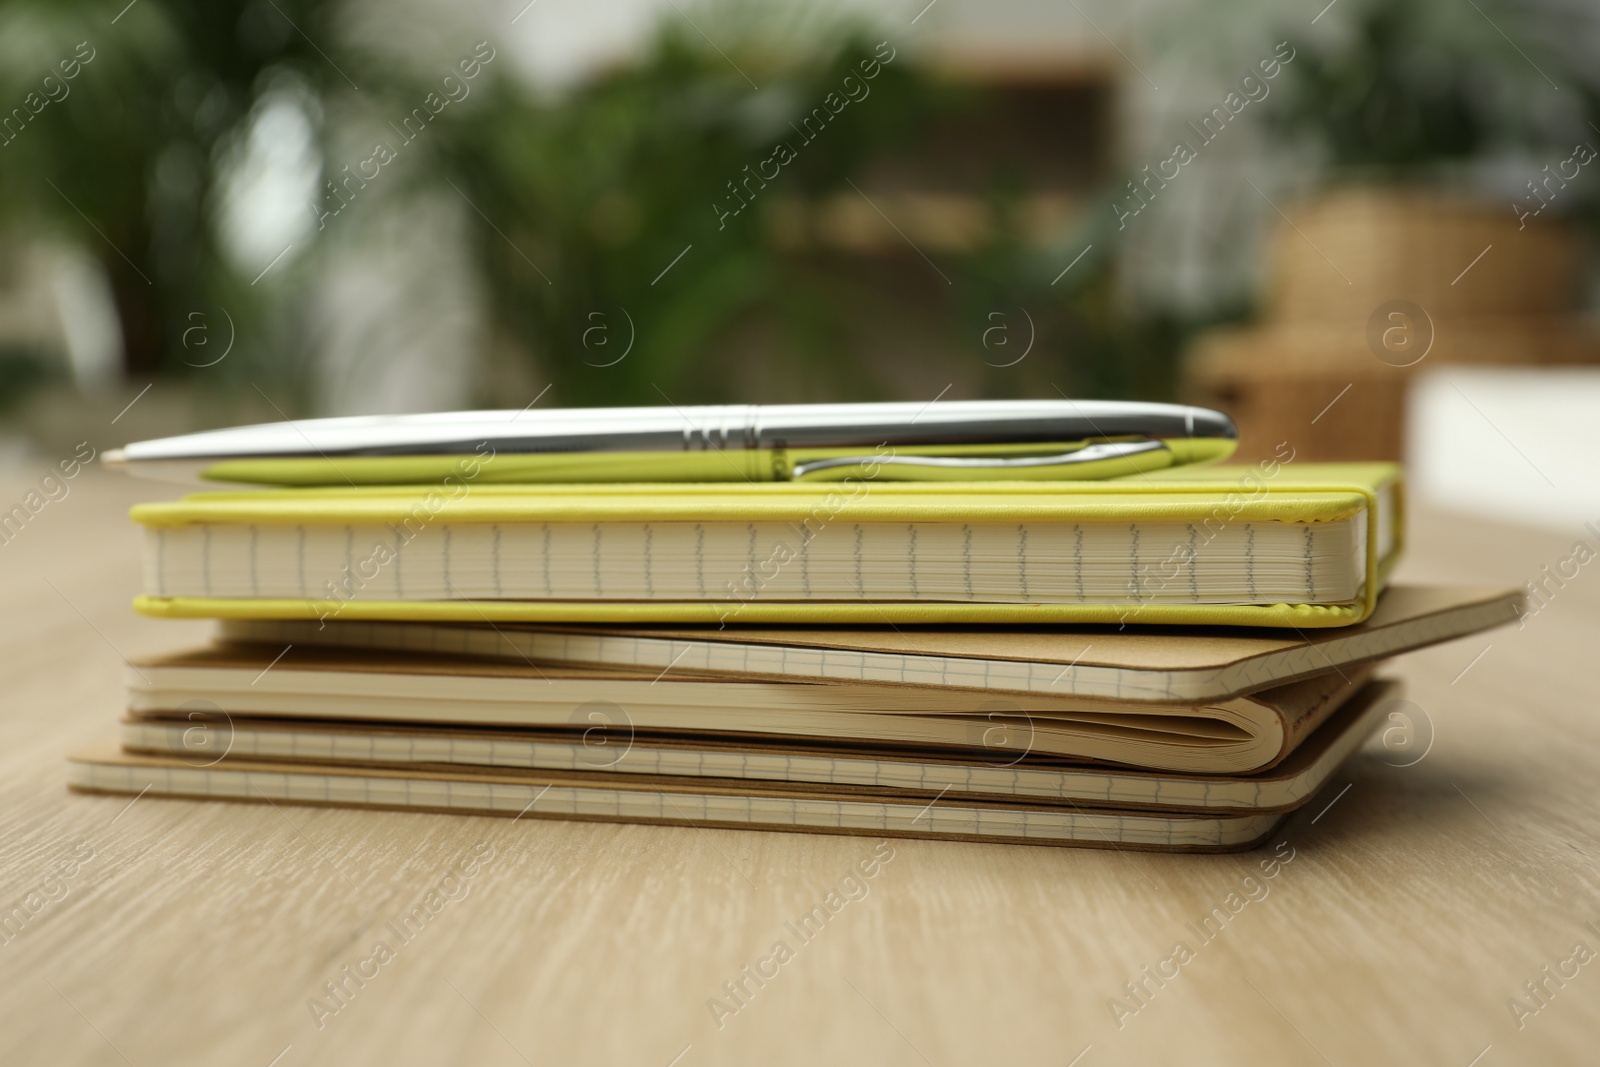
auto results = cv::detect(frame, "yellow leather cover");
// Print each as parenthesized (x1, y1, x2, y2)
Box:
(131, 463, 1402, 628)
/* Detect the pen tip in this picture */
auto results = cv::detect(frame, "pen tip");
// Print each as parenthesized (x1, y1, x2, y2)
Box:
(101, 449, 126, 468)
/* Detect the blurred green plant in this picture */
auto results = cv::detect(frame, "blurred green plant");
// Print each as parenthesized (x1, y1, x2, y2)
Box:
(430, 27, 1182, 405)
(0, 1, 1185, 413)
(427, 30, 929, 404)
(0, 0, 347, 400)
(1127, 0, 1600, 327)
(0, 344, 58, 413)
(1261, 0, 1600, 179)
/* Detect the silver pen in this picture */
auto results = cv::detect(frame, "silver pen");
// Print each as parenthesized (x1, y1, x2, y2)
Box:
(103, 400, 1237, 486)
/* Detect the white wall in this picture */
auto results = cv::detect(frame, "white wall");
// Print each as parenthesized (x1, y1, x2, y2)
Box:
(1408, 366, 1600, 531)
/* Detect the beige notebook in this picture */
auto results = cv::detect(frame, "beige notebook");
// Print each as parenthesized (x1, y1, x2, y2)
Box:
(120, 679, 1395, 814)
(67, 745, 1288, 852)
(220, 584, 1518, 703)
(128, 645, 1371, 774)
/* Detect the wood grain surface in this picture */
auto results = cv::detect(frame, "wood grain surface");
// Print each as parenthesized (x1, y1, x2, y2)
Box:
(1, 469, 1595, 1066)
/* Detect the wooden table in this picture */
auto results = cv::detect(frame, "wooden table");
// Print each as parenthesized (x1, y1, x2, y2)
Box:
(1, 468, 1595, 1066)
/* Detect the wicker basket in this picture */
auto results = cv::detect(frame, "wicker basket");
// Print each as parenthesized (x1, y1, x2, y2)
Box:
(1183, 186, 1600, 461)
(1269, 187, 1582, 329)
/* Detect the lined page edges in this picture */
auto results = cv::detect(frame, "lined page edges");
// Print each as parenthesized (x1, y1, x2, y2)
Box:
(143, 516, 1366, 607)
(120, 713, 1360, 810)
(69, 754, 1281, 848)
(222, 597, 1509, 704)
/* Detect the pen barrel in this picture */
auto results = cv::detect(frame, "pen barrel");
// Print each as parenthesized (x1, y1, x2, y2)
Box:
(113, 400, 1237, 487)
(683, 405, 761, 452)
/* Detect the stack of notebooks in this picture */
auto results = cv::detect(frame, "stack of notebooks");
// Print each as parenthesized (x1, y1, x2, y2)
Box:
(71, 461, 1519, 851)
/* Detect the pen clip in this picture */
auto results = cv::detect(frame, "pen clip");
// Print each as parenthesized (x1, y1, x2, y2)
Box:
(789, 439, 1170, 479)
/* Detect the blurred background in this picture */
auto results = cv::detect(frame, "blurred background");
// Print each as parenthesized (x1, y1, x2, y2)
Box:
(3, 0, 1600, 525)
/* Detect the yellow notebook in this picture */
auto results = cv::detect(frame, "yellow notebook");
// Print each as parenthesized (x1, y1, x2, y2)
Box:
(130, 463, 1401, 628)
